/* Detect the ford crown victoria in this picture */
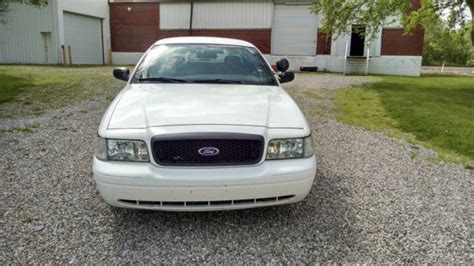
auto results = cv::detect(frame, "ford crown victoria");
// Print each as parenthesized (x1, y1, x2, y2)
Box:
(93, 37, 317, 211)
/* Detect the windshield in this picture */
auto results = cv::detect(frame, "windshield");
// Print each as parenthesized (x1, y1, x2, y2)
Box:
(132, 44, 277, 86)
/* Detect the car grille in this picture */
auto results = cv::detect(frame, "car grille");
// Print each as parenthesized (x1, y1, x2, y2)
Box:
(151, 133, 264, 166)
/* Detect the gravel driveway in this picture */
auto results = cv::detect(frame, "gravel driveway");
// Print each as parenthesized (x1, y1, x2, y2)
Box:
(1, 69, 472, 263)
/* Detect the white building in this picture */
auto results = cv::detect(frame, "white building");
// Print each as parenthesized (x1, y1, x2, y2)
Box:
(0, 0, 110, 65)
(0, 0, 424, 76)
(109, 0, 425, 76)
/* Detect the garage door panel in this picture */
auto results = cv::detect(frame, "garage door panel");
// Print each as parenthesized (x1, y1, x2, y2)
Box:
(275, 40, 317, 47)
(273, 21, 316, 28)
(273, 27, 317, 36)
(64, 12, 102, 65)
(273, 37, 317, 44)
(272, 5, 318, 56)
(274, 5, 312, 16)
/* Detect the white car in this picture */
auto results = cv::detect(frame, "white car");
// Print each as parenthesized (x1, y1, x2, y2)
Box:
(93, 37, 316, 211)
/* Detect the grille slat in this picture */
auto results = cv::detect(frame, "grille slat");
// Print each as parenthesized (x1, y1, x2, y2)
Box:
(151, 133, 264, 166)
(118, 195, 295, 208)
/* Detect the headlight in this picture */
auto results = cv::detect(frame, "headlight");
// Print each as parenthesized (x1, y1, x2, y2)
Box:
(266, 136, 314, 160)
(95, 137, 149, 162)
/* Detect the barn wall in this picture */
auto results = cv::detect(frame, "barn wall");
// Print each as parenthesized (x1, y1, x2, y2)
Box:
(109, 0, 424, 77)
(159, 1, 273, 30)
(192, 1, 273, 29)
(381, 26, 424, 56)
(380, 0, 423, 56)
(159, 30, 271, 53)
(0, 1, 110, 64)
(110, 3, 160, 53)
(109, 1, 272, 63)
(57, 0, 111, 64)
(0, 2, 57, 64)
(369, 56, 422, 76)
(316, 32, 331, 55)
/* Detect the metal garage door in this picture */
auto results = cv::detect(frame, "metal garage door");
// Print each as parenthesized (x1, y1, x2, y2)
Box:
(63, 12, 103, 64)
(271, 4, 318, 56)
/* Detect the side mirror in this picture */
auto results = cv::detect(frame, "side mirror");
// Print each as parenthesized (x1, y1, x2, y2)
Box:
(276, 58, 290, 72)
(113, 67, 130, 81)
(279, 72, 295, 84)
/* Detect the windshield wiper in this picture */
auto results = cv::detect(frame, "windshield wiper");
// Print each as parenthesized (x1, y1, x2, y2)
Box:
(138, 77, 189, 83)
(191, 79, 244, 84)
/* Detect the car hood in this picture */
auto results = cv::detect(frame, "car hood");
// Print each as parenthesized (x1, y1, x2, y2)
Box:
(107, 84, 305, 129)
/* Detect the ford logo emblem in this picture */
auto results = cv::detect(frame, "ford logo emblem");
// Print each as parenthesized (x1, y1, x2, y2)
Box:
(198, 147, 220, 156)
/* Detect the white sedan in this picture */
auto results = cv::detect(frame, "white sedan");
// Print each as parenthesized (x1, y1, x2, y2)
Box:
(93, 37, 316, 211)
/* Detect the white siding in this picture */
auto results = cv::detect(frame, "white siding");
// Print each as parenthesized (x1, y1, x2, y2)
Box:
(369, 28, 382, 57)
(331, 34, 350, 57)
(0, 0, 110, 64)
(0, 2, 57, 64)
(368, 56, 422, 76)
(267, 55, 421, 76)
(330, 26, 382, 58)
(193, 1, 273, 29)
(160, 3, 191, 30)
(112, 52, 144, 65)
(272, 4, 318, 56)
(63, 12, 103, 64)
(57, 0, 110, 64)
(159, 1, 273, 30)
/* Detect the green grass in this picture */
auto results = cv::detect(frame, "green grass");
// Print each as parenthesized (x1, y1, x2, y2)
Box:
(0, 74, 32, 103)
(335, 75, 474, 165)
(0, 65, 123, 117)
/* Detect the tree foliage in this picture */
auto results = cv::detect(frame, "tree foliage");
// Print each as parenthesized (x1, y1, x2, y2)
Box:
(310, 0, 474, 46)
(423, 18, 473, 65)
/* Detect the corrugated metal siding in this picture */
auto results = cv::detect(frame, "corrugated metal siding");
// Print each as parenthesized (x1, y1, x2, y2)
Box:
(159, 1, 272, 30)
(0, 2, 57, 64)
(193, 1, 272, 29)
(159, 29, 272, 53)
(57, 0, 110, 64)
(271, 4, 318, 56)
(63, 12, 103, 64)
(160, 3, 191, 30)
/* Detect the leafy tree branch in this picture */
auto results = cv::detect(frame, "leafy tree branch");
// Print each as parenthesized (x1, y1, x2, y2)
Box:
(311, 0, 473, 46)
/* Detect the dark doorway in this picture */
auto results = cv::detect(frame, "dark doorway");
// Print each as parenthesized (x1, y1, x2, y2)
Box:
(350, 25, 365, 56)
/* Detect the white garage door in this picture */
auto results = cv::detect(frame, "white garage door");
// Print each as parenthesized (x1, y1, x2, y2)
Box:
(63, 12, 103, 64)
(272, 4, 318, 56)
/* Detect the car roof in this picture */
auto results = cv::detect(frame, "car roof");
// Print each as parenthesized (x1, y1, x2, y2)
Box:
(153, 37, 256, 48)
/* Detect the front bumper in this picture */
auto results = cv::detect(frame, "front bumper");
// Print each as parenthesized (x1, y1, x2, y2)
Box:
(93, 155, 317, 211)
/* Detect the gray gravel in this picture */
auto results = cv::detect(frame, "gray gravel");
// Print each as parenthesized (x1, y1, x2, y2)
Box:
(1, 70, 473, 263)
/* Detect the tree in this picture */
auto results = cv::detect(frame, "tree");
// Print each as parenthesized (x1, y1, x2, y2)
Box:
(423, 16, 473, 65)
(310, 0, 474, 46)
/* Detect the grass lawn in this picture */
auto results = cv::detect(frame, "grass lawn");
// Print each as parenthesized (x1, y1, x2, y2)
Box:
(0, 65, 122, 117)
(335, 75, 474, 165)
(0, 73, 31, 104)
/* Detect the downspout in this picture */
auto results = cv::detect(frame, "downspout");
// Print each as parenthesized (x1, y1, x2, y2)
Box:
(188, 1, 193, 36)
(100, 18, 105, 65)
